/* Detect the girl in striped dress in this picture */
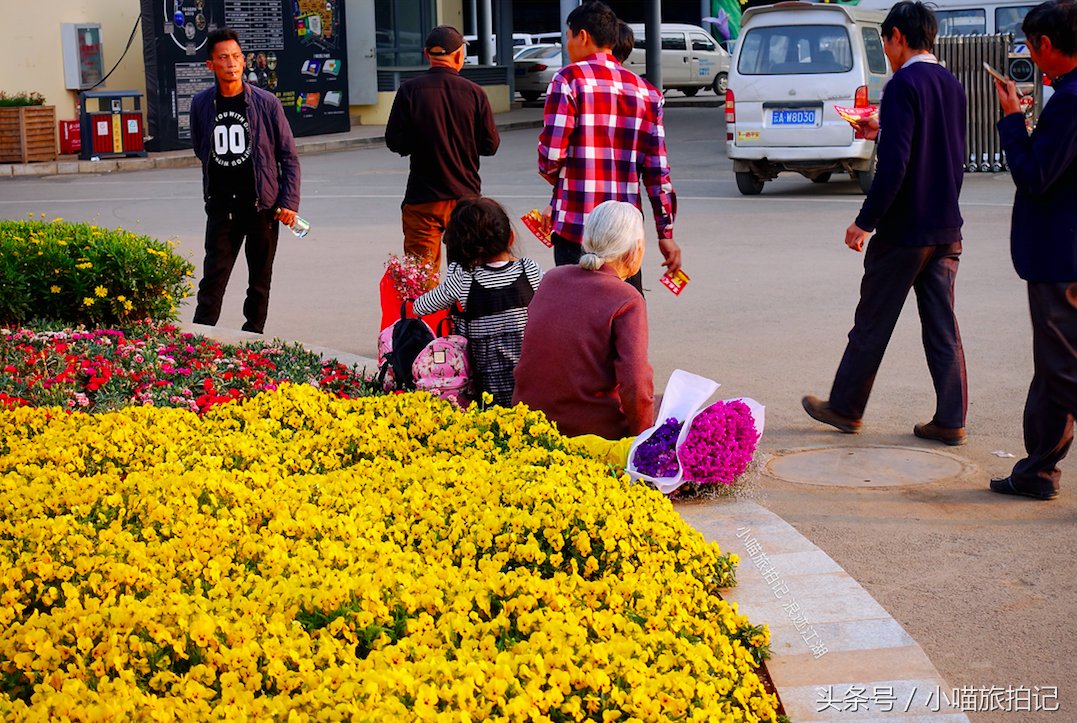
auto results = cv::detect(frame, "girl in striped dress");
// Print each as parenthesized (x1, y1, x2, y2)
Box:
(412, 197, 542, 407)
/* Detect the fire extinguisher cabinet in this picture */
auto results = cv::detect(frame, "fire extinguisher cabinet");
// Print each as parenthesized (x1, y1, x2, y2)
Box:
(78, 90, 147, 161)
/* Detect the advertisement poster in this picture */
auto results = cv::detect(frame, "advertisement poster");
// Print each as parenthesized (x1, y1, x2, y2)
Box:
(141, 0, 349, 151)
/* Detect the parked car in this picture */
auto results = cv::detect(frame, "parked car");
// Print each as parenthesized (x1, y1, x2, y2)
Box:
(625, 23, 732, 95)
(856, 0, 1033, 40)
(531, 31, 563, 45)
(465, 33, 536, 64)
(513, 44, 563, 102)
(725, 2, 891, 195)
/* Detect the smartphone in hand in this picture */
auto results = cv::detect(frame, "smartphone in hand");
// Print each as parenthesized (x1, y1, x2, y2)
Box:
(983, 61, 1008, 84)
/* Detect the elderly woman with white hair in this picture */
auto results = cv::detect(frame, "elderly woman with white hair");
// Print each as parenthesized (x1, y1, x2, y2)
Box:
(513, 200, 655, 438)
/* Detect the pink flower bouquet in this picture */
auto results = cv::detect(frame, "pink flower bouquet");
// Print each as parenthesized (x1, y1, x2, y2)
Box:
(680, 399, 761, 486)
(384, 254, 437, 301)
(378, 254, 448, 332)
(627, 370, 764, 494)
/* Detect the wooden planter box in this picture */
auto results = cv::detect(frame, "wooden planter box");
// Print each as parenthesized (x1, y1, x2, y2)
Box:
(0, 105, 57, 163)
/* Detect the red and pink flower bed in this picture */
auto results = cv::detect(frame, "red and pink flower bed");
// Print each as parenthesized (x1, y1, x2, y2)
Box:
(0, 323, 376, 414)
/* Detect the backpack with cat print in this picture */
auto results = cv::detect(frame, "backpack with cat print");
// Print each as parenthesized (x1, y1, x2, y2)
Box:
(377, 304, 435, 391)
(412, 318, 473, 407)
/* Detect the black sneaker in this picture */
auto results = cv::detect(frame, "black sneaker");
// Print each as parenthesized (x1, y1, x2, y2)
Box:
(990, 476, 1058, 501)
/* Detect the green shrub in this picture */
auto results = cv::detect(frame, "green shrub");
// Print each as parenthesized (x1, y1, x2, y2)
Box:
(0, 218, 194, 326)
(0, 91, 45, 107)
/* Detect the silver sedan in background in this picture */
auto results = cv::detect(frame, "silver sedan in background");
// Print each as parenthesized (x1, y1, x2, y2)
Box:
(513, 44, 563, 102)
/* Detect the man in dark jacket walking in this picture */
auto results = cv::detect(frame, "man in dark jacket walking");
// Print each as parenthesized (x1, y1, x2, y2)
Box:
(990, 0, 1077, 500)
(190, 28, 300, 334)
(385, 25, 500, 275)
(803, 1, 969, 445)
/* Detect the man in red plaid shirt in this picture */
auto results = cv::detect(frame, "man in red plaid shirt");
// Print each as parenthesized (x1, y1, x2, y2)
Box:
(538, 1, 681, 292)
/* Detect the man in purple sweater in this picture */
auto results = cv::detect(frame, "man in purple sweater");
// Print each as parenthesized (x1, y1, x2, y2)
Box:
(803, 1, 969, 445)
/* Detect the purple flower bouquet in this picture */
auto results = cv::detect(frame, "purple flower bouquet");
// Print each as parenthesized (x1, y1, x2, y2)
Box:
(627, 368, 765, 495)
(626, 370, 720, 492)
(631, 417, 684, 477)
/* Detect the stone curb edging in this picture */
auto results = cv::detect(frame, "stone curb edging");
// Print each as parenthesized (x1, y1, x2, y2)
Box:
(183, 322, 966, 722)
(676, 498, 968, 721)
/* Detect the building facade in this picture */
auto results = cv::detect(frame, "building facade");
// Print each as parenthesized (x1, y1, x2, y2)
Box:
(1, 0, 508, 136)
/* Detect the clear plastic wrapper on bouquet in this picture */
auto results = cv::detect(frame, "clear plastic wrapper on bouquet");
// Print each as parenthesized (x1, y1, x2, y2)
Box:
(627, 369, 765, 495)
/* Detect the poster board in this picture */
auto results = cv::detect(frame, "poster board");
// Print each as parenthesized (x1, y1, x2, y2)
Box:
(140, 0, 350, 151)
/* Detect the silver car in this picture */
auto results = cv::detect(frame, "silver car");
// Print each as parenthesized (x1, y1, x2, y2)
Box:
(513, 44, 563, 102)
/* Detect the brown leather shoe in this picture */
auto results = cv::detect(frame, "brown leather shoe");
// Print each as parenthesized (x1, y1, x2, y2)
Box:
(913, 421, 967, 446)
(801, 395, 862, 433)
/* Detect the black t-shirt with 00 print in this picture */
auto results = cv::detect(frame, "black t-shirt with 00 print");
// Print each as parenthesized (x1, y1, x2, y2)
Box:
(206, 90, 257, 214)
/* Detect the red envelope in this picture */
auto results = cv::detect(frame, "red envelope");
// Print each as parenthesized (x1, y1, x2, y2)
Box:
(660, 269, 690, 296)
(521, 209, 553, 248)
(834, 105, 878, 122)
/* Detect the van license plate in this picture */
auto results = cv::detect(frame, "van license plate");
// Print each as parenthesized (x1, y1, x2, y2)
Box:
(771, 109, 817, 126)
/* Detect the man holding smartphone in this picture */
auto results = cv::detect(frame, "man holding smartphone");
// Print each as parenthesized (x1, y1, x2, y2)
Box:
(990, 0, 1077, 500)
(802, 1, 969, 446)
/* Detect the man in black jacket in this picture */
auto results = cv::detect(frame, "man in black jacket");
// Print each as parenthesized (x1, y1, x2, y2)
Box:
(190, 28, 300, 334)
(990, 0, 1077, 500)
(803, 1, 969, 446)
(385, 25, 500, 275)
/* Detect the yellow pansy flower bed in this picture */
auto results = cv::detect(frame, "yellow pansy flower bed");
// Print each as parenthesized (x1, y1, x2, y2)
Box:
(0, 384, 778, 721)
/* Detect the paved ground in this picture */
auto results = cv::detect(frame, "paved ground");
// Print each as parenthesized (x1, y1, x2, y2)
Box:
(2, 101, 1073, 720)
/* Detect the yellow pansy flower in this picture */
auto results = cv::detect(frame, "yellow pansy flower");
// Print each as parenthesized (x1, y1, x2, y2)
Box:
(0, 386, 777, 720)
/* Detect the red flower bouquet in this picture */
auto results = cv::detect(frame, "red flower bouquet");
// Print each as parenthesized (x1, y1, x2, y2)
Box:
(378, 254, 448, 332)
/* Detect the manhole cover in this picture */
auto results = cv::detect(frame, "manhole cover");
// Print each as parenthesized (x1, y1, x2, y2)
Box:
(766, 446, 969, 487)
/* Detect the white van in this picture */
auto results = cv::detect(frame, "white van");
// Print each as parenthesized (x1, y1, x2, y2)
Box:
(853, 0, 1033, 42)
(625, 23, 732, 95)
(464, 33, 535, 64)
(853, 0, 1038, 81)
(725, 2, 891, 194)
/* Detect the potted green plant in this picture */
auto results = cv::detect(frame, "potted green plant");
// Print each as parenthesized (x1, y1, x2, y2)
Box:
(0, 91, 56, 163)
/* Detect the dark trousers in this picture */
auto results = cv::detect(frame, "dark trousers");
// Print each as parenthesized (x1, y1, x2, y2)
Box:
(829, 239, 967, 427)
(1011, 282, 1077, 493)
(551, 233, 643, 294)
(193, 208, 279, 334)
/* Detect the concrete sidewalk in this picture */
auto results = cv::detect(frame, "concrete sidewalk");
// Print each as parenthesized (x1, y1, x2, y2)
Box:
(0, 106, 546, 178)
(0, 95, 722, 178)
